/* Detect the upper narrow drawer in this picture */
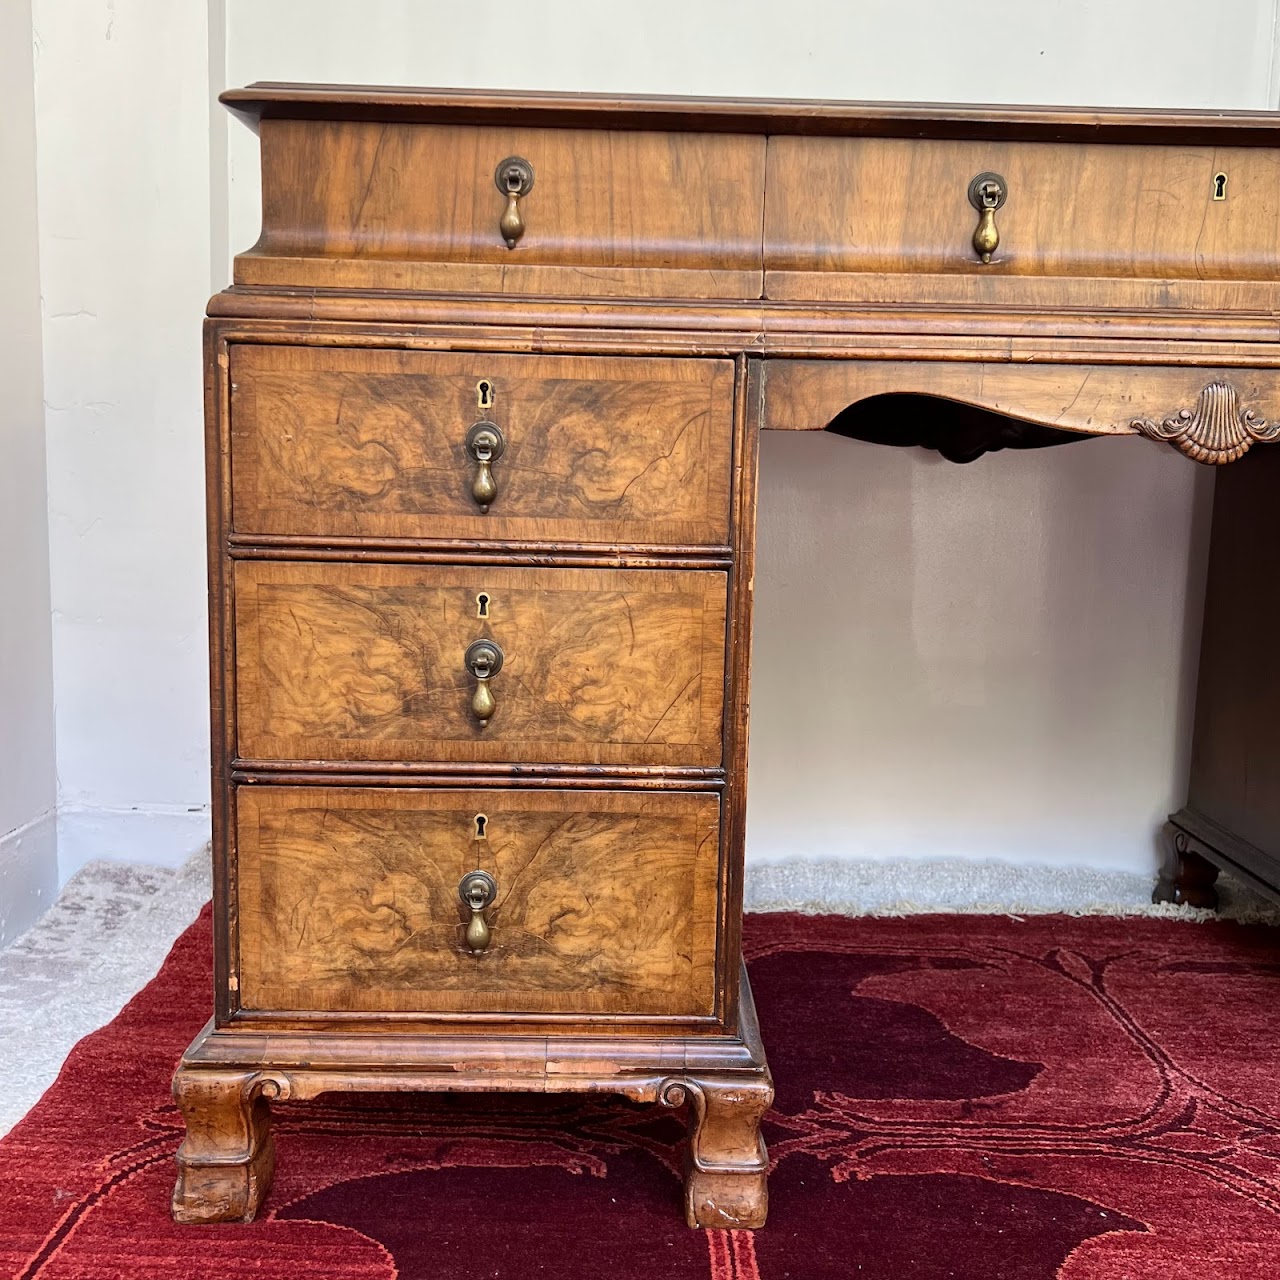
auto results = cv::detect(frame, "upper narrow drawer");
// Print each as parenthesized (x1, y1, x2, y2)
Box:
(229, 346, 736, 548)
(765, 136, 1280, 311)
(238, 119, 766, 299)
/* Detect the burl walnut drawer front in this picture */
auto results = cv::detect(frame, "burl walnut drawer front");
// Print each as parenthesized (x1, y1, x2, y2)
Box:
(235, 787, 721, 1018)
(239, 118, 766, 298)
(234, 561, 728, 767)
(229, 346, 736, 547)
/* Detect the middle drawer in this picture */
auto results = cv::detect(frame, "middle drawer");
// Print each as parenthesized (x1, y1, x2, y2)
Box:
(234, 561, 728, 767)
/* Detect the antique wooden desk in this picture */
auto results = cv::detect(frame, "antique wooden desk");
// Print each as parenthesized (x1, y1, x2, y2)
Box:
(172, 84, 1280, 1229)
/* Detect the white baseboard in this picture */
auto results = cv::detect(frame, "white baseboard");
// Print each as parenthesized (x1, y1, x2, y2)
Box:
(56, 804, 212, 883)
(0, 809, 59, 945)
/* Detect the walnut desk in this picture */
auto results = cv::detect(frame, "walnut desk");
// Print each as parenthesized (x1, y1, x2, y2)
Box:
(172, 84, 1280, 1229)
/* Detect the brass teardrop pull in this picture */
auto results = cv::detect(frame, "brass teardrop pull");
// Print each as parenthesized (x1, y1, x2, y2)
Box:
(465, 420, 505, 512)
(494, 156, 535, 249)
(967, 172, 1007, 264)
(458, 869, 498, 953)
(464, 638, 504, 723)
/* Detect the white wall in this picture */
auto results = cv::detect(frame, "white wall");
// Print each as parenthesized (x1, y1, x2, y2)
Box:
(14, 0, 1279, 906)
(0, 0, 58, 942)
(32, 0, 215, 877)
(750, 433, 1211, 868)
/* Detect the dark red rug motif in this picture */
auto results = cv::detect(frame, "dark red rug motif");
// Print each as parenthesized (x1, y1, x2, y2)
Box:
(3, 908, 1280, 1278)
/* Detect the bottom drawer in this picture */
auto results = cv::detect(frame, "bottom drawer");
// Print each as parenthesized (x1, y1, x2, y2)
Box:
(236, 787, 721, 1019)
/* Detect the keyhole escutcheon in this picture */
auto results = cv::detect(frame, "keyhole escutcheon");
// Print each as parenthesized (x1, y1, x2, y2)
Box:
(474, 813, 488, 839)
(1213, 172, 1228, 201)
(477, 379, 494, 410)
(476, 592, 490, 619)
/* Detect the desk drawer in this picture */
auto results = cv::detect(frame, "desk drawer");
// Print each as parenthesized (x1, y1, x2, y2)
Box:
(239, 118, 766, 298)
(234, 561, 728, 767)
(229, 346, 735, 548)
(235, 786, 721, 1019)
(765, 136, 1280, 311)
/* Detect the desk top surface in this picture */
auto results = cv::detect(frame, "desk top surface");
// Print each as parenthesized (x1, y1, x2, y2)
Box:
(221, 81, 1280, 145)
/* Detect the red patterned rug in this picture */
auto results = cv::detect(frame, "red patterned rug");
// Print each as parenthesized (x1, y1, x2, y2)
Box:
(3, 906, 1280, 1278)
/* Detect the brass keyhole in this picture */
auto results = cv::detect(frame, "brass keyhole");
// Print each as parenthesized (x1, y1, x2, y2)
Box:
(476, 592, 490, 619)
(474, 813, 488, 839)
(1213, 172, 1228, 200)
(477, 379, 494, 410)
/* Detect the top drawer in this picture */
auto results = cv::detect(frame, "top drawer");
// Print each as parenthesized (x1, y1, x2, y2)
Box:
(228, 346, 736, 548)
(238, 119, 767, 299)
(765, 137, 1280, 312)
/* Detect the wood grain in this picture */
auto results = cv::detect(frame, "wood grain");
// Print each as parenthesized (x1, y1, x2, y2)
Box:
(1183, 443, 1280, 854)
(172, 1069, 276, 1224)
(221, 82, 1280, 146)
(234, 561, 727, 767)
(763, 270, 1280, 315)
(238, 119, 766, 298)
(715, 357, 761, 1032)
(208, 308, 1280, 369)
(229, 345, 734, 546)
(762, 359, 1280, 448)
(766, 136, 1280, 311)
(236, 787, 721, 1017)
(205, 324, 235, 1025)
(235, 257, 767, 301)
(676, 1071, 774, 1229)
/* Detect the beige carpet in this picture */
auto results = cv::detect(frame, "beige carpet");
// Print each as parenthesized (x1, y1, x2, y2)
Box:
(0, 850, 211, 1136)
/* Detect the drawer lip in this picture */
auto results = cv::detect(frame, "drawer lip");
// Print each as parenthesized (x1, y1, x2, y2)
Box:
(223, 1008, 728, 1032)
(197, 1002, 765, 1057)
(234, 256, 766, 301)
(227, 534, 733, 570)
(233, 785, 726, 1025)
(232, 762, 725, 788)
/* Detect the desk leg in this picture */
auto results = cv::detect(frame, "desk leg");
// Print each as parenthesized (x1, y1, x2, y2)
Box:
(672, 1072, 773, 1229)
(171, 1066, 278, 1223)
(1154, 820, 1220, 909)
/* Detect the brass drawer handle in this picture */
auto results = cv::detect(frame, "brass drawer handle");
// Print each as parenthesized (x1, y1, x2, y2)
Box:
(465, 420, 505, 512)
(494, 155, 535, 248)
(459, 869, 498, 953)
(967, 171, 1007, 264)
(464, 638, 504, 723)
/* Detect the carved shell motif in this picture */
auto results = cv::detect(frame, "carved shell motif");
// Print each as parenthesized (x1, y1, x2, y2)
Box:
(1131, 381, 1280, 464)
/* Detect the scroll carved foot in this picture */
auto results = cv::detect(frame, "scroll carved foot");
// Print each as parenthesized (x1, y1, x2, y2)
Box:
(663, 1072, 773, 1229)
(1153, 821, 1220, 909)
(171, 1067, 285, 1223)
